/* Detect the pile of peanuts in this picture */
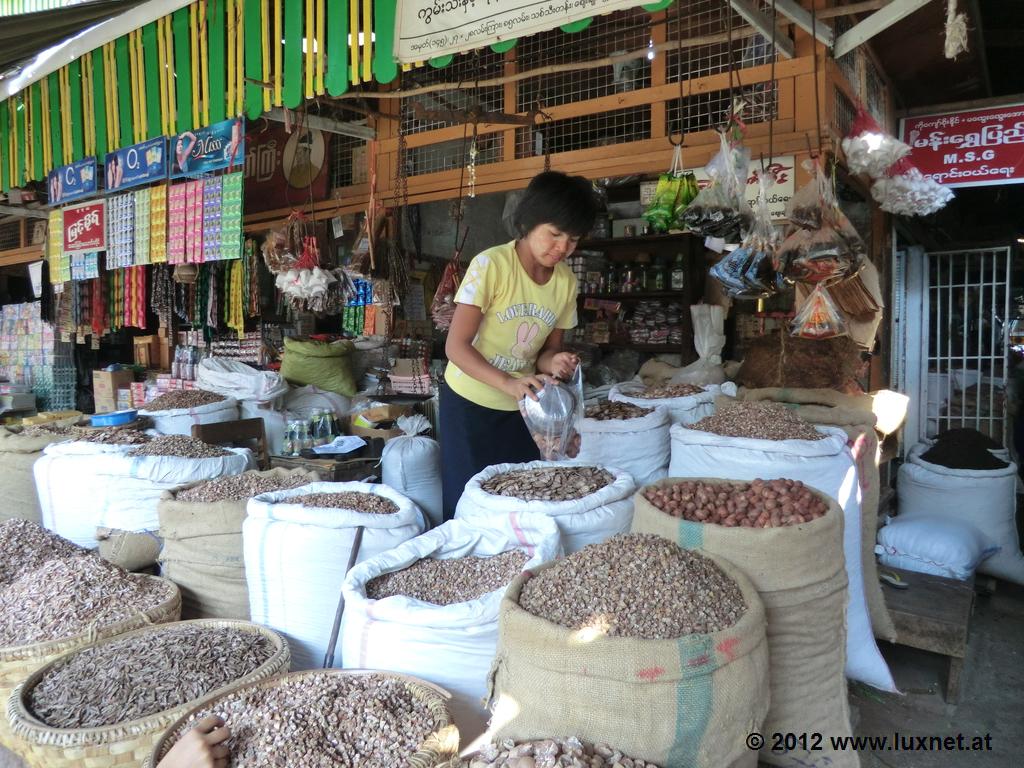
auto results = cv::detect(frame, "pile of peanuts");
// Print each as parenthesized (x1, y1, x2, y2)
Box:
(643, 479, 829, 528)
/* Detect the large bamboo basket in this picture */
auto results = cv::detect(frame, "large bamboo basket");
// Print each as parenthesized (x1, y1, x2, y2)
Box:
(0, 575, 181, 754)
(8, 619, 290, 768)
(145, 669, 461, 768)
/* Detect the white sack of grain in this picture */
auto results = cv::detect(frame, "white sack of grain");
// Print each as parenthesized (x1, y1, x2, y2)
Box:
(244, 482, 427, 670)
(340, 516, 561, 740)
(34, 442, 252, 549)
(897, 443, 1023, 584)
(455, 461, 637, 554)
(0, 428, 67, 525)
(609, 381, 737, 425)
(577, 406, 671, 488)
(140, 395, 240, 436)
(668, 423, 896, 693)
(381, 415, 443, 529)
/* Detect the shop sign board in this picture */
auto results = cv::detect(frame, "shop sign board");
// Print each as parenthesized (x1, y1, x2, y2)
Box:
(62, 200, 106, 255)
(394, 0, 641, 62)
(105, 137, 168, 191)
(243, 124, 331, 213)
(170, 117, 246, 178)
(46, 157, 97, 206)
(900, 103, 1024, 188)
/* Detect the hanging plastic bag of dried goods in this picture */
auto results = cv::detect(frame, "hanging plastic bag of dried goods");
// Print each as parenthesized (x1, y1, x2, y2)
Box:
(779, 161, 866, 285)
(519, 367, 584, 461)
(710, 175, 781, 298)
(430, 260, 462, 331)
(672, 170, 700, 228)
(680, 131, 753, 241)
(841, 107, 911, 178)
(791, 283, 848, 339)
(643, 144, 686, 233)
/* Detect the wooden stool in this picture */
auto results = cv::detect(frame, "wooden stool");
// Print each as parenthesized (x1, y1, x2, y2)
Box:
(884, 566, 975, 703)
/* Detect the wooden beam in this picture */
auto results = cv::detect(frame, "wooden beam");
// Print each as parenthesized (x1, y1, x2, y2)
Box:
(265, 108, 375, 139)
(833, 0, 932, 59)
(774, 0, 836, 49)
(818, 1, 888, 19)
(0, 204, 47, 220)
(900, 92, 1024, 118)
(728, 1, 796, 59)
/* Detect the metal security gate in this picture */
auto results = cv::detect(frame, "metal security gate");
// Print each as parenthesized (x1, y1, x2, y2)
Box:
(894, 246, 1012, 451)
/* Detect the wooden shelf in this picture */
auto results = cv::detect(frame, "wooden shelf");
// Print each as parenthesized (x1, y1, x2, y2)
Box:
(580, 291, 683, 301)
(581, 233, 694, 248)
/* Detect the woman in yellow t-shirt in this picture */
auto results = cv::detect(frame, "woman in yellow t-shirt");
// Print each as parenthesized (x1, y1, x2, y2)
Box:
(441, 171, 598, 519)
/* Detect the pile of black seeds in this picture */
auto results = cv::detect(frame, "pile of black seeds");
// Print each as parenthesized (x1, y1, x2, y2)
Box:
(921, 428, 1009, 470)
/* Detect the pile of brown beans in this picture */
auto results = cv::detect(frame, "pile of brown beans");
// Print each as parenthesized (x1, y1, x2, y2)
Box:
(584, 402, 654, 421)
(288, 492, 398, 515)
(643, 479, 829, 528)
(142, 390, 226, 412)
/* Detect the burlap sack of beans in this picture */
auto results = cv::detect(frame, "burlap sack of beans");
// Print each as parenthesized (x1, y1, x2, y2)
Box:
(0, 429, 61, 525)
(96, 528, 163, 571)
(489, 556, 769, 768)
(740, 387, 896, 643)
(158, 468, 318, 620)
(632, 480, 857, 768)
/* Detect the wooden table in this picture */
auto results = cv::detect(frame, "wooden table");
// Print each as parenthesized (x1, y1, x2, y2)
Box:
(885, 566, 975, 703)
(270, 438, 386, 482)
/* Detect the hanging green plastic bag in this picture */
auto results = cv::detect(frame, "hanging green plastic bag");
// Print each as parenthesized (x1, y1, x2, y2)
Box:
(643, 144, 686, 233)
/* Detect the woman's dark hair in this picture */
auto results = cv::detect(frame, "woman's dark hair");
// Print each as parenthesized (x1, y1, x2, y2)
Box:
(512, 171, 599, 238)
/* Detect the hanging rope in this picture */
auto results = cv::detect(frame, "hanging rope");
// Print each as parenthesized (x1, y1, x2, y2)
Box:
(767, 0, 777, 170)
(811, 3, 823, 158)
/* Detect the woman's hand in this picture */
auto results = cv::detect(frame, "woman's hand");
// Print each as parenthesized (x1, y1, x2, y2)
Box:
(549, 351, 580, 381)
(157, 715, 231, 768)
(502, 374, 551, 402)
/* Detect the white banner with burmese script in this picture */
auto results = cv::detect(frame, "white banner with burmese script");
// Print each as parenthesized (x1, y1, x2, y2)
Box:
(395, 0, 641, 62)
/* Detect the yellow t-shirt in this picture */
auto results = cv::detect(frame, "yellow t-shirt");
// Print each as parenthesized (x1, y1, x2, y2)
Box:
(445, 241, 578, 411)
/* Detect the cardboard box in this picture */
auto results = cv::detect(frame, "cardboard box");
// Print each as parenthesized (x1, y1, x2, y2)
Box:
(93, 370, 134, 413)
(116, 388, 133, 409)
(348, 421, 404, 442)
(355, 403, 413, 424)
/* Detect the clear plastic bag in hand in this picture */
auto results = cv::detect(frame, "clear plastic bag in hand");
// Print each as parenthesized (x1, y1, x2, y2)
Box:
(519, 366, 584, 461)
(680, 132, 754, 241)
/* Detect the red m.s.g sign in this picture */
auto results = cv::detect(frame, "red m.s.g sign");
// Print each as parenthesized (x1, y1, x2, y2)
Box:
(62, 200, 107, 254)
(900, 103, 1024, 188)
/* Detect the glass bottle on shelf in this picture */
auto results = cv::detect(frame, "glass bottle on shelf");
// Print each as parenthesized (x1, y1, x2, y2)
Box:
(281, 422, 295, 457)
(637, 254, 650, 291)
(621, 262, 635, 293)
(670, 252, 686, 291)
(605, 263, 618, 294)
(653, 257, 666, 291)
(298, 422, 313, 452)
(317, 409, 334, 445)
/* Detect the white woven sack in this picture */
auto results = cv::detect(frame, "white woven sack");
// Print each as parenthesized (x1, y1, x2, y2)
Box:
(898, 444, 1022, 584)
(577, 406, 670, 488)
(340, 516, 561, 739)
(382, 416, 443, 529)
(609, 381, 737, 425)
(140, 395, 240, 436)
(876, 517, 1000, 581)
(35, 442, 252, 547)
(455, 461, 637, 553)
(196, 358, 290, 403)
(244, 481, 428, 670)
(669, 423, 896, 692)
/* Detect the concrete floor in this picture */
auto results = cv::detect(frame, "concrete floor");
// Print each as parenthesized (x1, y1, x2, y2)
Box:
(1, 583, 1020, 768)
(853, 580, 1024, 767)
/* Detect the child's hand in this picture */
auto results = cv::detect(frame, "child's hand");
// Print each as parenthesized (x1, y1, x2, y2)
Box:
(550, 352, 580, 381)
(157, 715, 231, 768)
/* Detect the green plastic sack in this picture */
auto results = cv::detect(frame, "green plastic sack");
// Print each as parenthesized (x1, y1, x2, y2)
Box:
(280, 337, 357, 397)
(672, 172, 700, 227)
(643, 173, 682, 233)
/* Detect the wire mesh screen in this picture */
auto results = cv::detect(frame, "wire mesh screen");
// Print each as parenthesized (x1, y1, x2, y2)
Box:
(515, 105, 651, 159)
(0, 221, 20, 251)
(666, 81, 777, 136)
(516, 9, 653, 111)
(408, 133, 504, 176)
(834, 88, 857, 138)
(865, 58, 887, 127)
(666, 0, 775, 82)
(400, 50, 506, 135)
(330, 134, 371, 188)
(833, 16, 859, 90)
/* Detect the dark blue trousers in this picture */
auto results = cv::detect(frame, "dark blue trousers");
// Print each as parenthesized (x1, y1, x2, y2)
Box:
(439, 381, 540, 520)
